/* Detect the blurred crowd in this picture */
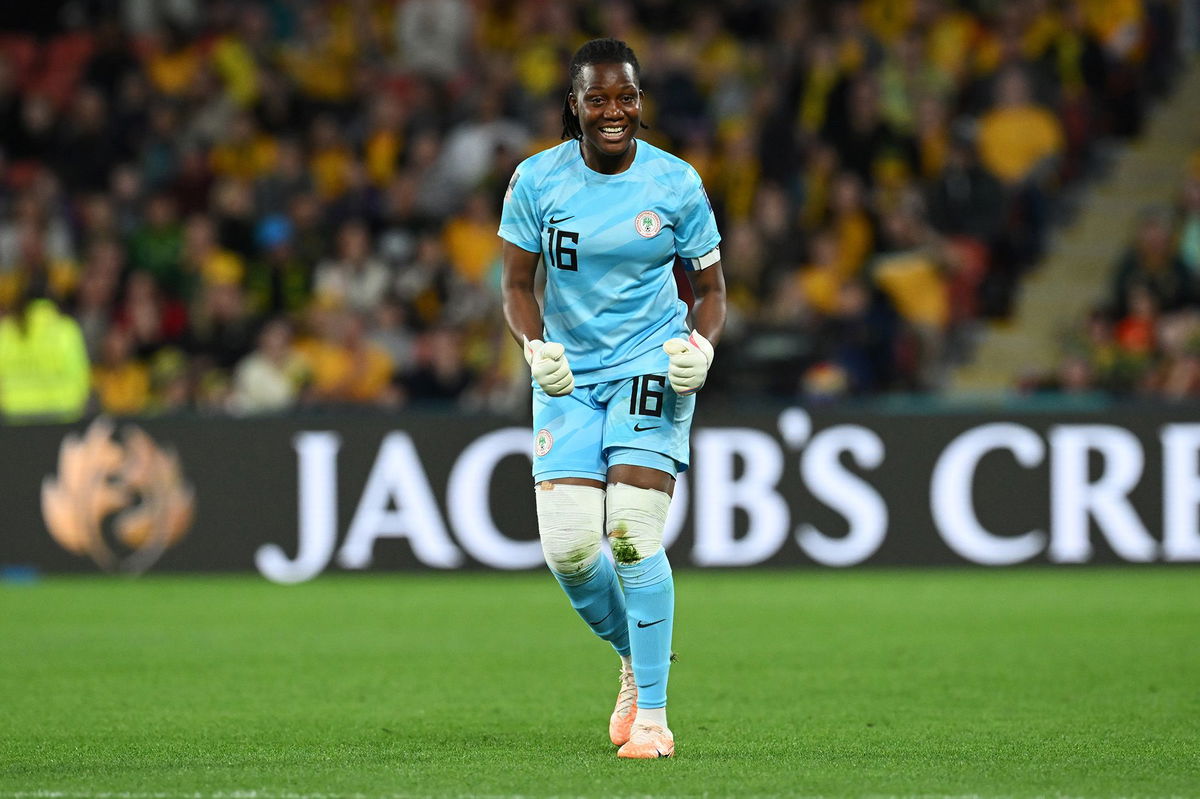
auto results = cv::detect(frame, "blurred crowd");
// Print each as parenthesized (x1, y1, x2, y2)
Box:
(0, 0, 1188, 422)
(1036, 154, 1200, 399)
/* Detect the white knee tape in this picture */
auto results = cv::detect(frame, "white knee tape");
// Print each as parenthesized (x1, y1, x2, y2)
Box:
(535, 483, 605, 576)
(606, 483, 672, 565)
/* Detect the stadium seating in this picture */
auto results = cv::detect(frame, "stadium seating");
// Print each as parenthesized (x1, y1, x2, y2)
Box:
(0, 0, 1189, 416)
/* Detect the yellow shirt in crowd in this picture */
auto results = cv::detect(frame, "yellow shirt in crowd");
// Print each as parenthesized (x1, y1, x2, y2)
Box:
(977, 105, 1063, 183)
(310, 147, 354, 199)
(835, 213, 875, 279)
(147, 45, 202, 96)
(301, 340, 394, 403)
(873, 251, 948, 328)
(799, 264, 843, 316)
(210, 135, 279, 180)
(443, 218, 500, 285)
(92, 361, 151, 416)
(366, 129, 402, 187)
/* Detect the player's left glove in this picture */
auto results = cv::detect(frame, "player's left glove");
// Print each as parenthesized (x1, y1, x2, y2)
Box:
(662, 330, 714, 396)
(524, 336, 575, 396)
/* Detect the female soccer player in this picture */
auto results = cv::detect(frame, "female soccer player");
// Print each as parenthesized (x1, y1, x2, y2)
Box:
(498, 38, 726, 759)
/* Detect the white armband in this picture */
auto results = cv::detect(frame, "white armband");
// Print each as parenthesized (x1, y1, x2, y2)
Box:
(687, 246, 721, 270)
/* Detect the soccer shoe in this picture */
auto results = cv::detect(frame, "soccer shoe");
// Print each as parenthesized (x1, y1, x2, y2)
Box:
(609, 666, 638, 746)
(616, 720, 674, 759)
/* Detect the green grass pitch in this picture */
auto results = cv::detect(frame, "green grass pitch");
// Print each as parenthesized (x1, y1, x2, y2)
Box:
(1, 568, 1198, 798)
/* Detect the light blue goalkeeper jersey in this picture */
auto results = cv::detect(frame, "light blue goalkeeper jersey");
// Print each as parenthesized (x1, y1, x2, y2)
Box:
(498, 139, 721, 386)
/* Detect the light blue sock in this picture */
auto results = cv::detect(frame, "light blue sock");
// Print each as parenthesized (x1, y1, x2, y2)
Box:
(616, 549, 673, 709)
(552, 555, 630, 657)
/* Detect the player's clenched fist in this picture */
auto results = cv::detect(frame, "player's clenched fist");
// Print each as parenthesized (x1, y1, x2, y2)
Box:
(662, 330, 714, 396)
(524, 337, 575, 396)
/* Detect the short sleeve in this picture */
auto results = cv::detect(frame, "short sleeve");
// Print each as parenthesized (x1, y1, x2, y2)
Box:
(674, 168, 721, 268)
(497, 165, 541, 253)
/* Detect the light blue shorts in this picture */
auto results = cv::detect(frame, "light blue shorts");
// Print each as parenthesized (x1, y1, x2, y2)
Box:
(531, 373, 695, 482)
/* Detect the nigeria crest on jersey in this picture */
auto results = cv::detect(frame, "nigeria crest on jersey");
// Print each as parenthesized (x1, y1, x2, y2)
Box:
(635, 210, 661, 238)
(534, 428, 554, 457)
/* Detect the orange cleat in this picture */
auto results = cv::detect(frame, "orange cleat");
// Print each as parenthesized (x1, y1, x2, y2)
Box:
(609, 666, 638, 746)
(617, 720, 675, 759)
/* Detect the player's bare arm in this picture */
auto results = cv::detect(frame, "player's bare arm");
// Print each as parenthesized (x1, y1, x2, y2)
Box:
(501, 241, 543, 347)
(663, 261, 726, 396)
(502, 240, 575, 397)
(688, 260, 727, 346)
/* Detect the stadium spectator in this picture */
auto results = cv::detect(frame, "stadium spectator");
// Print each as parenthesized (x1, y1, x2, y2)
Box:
(314, 219, 390, 313)
(83, 19, 141, 102)
(871, 201, 951, 389)
(300, 307, 397, 408)
(976, 67, 1064, 184)
(377, 173, 437, 267)
(976, 66, 1063, 263)
(229, 317, 309, 415)
(210, 112, 278, 181)
(829, 171, 876, 279)
(1177, 177, 1200, 284)
(145, 25, 205, 98)
(443, 190, 501, 286)
(394, 0, 470, 81)
(211, 179, 259, 259)
(186, 281, 258, 372)
(245, 214, 312, 318)
(113, 270, 188, 360)
(57, 88, 122, 193)
(7, 92, 59, 165)
(73, 239, 124, 360)
(128, 194, 184, 290)
(92, 325, 151, 416)
(797, 230, 846, 318)
(434, 93, 530, 206)
(926, 136, 1007, 314)
(926, 137, 1005, 246)
(1111, 208, 1192, 318)
(1047, 158, 1200, 400)
(0, 193, 74, 278)
(0, 284, 90, 422)
(254, 138, 313, 217)
(77, 194, 123, 254)
(402, 325, 474, 404)
(817, 278, 899, 395)
(366, 295, 417, 377)
(181, 213, 244, 298)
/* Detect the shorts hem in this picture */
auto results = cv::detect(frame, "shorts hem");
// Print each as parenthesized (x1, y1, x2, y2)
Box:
(532, 468, 608, 483)
(607, 446, 684, 476)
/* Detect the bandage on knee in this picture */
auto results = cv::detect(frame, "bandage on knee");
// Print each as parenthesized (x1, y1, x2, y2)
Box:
(606, 482, 672, 565)
(535, 482, 605, 579)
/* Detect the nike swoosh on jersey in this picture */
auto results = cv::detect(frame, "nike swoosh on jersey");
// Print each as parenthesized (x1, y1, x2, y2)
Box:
(548, 215, 574, 224)
(633, 423, 660, 432)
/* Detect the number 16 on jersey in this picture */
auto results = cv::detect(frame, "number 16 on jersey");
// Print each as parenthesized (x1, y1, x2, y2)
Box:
(548, 228, 579, 271)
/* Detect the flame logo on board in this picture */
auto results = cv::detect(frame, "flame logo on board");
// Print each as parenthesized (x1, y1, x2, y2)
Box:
(41, 419, 194, 573)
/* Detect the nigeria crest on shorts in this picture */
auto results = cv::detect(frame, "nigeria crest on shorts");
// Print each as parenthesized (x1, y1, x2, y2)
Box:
(634, 210, 661, 238)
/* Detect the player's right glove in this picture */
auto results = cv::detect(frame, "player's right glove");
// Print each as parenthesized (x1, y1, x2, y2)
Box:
(523, 336, 575, 396)
(663, 330, 714, 396)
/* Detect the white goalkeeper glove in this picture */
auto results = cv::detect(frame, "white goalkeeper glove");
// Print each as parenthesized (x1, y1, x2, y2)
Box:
(662, 330, 714, 396)
(523, 336, 575, 396)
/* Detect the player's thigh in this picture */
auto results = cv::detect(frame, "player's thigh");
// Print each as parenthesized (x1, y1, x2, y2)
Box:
(607, 463, 674, 495)
(531, 385, 607, 483)
(601, 372, 695, 481)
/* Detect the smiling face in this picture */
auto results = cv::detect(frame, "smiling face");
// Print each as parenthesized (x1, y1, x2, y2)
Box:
(570, 62, 641, 172)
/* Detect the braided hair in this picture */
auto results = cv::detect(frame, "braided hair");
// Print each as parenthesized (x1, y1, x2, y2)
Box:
(560, 38, 644, 141)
